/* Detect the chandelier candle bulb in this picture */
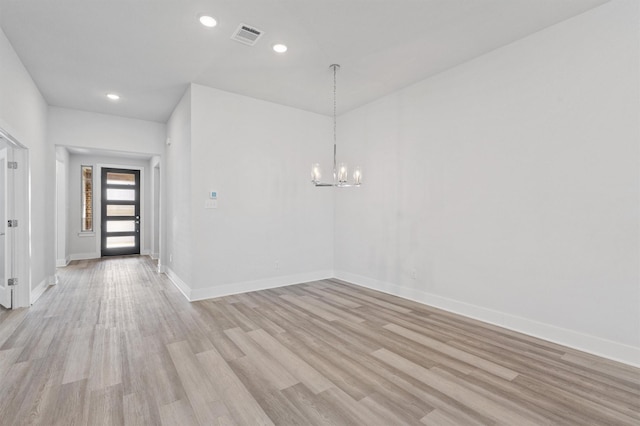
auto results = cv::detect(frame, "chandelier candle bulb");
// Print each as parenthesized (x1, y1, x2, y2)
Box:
(338, 163, 348, 183)
(311, 163, 322, 183)
(353, 166, 362, 185)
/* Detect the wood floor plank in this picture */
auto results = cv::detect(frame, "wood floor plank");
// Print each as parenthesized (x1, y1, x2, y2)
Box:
(142, 347, 188, 407)
(49, 379, 91, 426)
(279, 294, 341, 322)
(281, 383, 353, 425)
(224, 327, 299, 390)
(299, 295, 366, 324)
(166, 340, 230, 425)
(159, 399, 199, 426)
(61, 326, 95, 385)
(196, 347, 274, 426)
(384, 322, 519, 380)
(421, 408, 475, 426)
(123, 392, 161, 426)
(247, 328, 334, 394)
(303, 287, 362, 309)
(87, 383, 125, 426)
(0, 308, 28, 348)
(254, 390, 309, 425)
(358, 394, 419, 426)
(372, 348, 548, 426)
(0, 256, 637, 425)
(323, 281, 413, 313)
(88, 326, 122, 391)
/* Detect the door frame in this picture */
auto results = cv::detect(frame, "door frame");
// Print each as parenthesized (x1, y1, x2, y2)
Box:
(94, 163, 145, 257)
(0, 146, 10, 308)
(0, 127, 30, 308)
(100, 167, 140, 256)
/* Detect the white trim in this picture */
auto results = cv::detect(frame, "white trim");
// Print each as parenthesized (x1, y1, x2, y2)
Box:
(56, 256, 70, 267)
(0, 146, 11, 309)
(141, 249, 150, 255)
(164, 267, 192, 300)
(334, 270, 640, 368)
(150, 161, 161, 268)
(164, 269, 334, 302)
(55, 156, 67, 279)
(69, 252, 100, 261)
(95, 163, 146, 256)
(77, 232, 95, 237)
(190, 270, 334, 302)
(0, 129, 30, 308)
(30, 275, 51, 304)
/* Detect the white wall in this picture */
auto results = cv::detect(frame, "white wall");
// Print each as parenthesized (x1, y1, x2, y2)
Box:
(335, 0, 639, 364)
(163, 84, 334, 299)
(0, 25, 53, 300)
(66, 153, 152, 259)
(48, 106, 165, 155)
(164, 87, 192, 290)
(47, 106, 165, 261)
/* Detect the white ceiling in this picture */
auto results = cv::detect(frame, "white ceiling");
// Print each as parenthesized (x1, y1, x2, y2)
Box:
(0, 0, 608, 123)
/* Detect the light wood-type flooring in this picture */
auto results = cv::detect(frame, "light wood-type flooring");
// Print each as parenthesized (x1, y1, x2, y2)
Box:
(0, 256, 638, 425)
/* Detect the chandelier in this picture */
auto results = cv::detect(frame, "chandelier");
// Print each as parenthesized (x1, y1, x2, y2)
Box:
(311, 64, 362, 187)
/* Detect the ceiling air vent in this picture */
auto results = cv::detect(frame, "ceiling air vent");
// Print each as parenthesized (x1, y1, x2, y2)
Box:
(231, 23, 264, 46)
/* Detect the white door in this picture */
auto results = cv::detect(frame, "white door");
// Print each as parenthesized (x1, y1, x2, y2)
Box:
(0, 142, 13, 308)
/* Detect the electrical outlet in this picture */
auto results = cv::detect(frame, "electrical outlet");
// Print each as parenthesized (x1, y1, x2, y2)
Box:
(169, 254, 173, 262)
(275, 261, 280, 270)
(411, 269, 417, 280)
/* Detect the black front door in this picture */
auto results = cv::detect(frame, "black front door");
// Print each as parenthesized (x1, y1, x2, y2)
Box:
(101, 168, 140, 256)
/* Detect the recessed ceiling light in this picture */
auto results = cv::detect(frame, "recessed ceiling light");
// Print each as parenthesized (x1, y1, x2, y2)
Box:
(106, 93, 120, 101)
(199, 15, 217, 28)
(273, 44, 288, 53)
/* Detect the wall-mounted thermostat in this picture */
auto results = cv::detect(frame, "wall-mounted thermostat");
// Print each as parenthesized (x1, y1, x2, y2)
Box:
(205, 190, 218, 209)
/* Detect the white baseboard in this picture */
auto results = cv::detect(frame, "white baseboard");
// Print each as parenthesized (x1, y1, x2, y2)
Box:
(69, 252, 100, 261)
(56, 256, 70, 267)
(164, 267, 192, 300)
(334, 270, 640, 368)
(30, 276, 52, 304)
(150, 252, 159, 260)
(190, 270, 334, 302)
(164, 269, 334, 302)
(141, 249, 150, 255)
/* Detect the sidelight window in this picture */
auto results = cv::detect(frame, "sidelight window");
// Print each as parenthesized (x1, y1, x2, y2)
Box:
(81, 165, 93, 232)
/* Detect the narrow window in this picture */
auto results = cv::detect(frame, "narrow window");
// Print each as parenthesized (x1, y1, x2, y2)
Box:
(81, 165, 93, 232)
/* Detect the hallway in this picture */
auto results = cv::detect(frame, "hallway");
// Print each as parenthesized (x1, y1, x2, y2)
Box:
(0, 256, 638, 425)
